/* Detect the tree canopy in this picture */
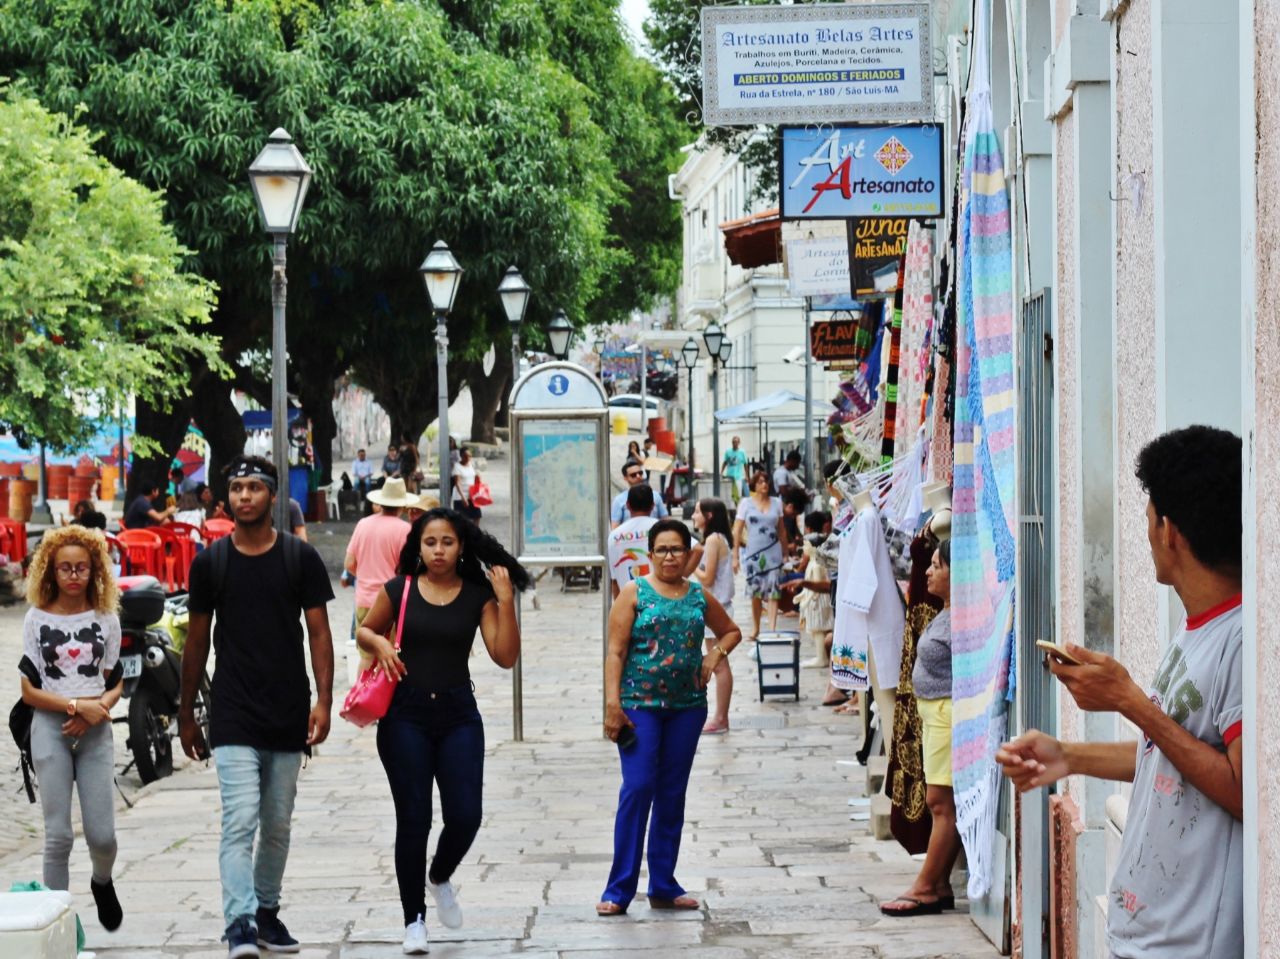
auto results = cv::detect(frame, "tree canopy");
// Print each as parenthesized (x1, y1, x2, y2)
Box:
(0, 0, 686, 476)
(0, 86, 220, 452)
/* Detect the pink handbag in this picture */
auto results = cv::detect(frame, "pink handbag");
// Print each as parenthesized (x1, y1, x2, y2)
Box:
(340, 575, 410, 728)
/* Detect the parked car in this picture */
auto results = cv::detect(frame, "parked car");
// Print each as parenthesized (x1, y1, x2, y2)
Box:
(607, 393, 664, 432)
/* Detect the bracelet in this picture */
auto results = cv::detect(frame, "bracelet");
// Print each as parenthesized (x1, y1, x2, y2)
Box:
(66, 698, 77, 717)
(714, 644, 728, 659)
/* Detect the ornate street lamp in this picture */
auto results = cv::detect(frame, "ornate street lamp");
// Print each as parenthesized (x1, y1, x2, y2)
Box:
(497, 265, 531, 384)
(419, 241, 464, 494)
(680, 338, 700, 493)
(248, 128, 312, 533)
(547, 309, 573, 361)
(703, 321, 726, 497)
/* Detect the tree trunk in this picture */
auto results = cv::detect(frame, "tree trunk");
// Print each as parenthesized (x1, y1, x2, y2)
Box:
(465, 350, 512, 445)
(496, 374, 512, 429)
(130, 396, 194, 500)
(191, 373, 247, 504)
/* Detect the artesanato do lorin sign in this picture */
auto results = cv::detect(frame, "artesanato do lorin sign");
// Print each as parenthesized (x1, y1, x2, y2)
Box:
(700, 2, 933, 126)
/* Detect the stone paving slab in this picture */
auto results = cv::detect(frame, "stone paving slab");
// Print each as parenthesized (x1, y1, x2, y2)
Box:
(0, 469, 998, 958)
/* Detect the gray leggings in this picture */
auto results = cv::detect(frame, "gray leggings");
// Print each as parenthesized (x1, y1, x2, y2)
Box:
(29, 710, 117, 890)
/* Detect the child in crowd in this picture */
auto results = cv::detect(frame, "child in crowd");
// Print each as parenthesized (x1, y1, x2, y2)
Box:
(796, 511, 834, 669)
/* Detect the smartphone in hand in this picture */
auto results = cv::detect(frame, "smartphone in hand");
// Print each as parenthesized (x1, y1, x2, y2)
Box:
(616, 725, 638, 751)
(1035, 639, 1083, 666)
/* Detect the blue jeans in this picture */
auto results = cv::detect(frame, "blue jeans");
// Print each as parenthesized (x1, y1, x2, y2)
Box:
(377, 684, 485, 925)
(602, 706, 707, 907)
(213, 747, 303, 928)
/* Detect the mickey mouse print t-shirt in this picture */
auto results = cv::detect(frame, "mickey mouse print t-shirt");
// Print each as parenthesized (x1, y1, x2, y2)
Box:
(21, 608, 121, 698)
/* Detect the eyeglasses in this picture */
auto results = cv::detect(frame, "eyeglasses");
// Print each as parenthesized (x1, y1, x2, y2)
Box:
(55, 563, 92, 579)
(625, 472, 644, 480)
(652, 546, 687, 558)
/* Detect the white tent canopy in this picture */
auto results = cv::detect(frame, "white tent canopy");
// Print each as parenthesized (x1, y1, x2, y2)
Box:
(714, 389, 830, 423)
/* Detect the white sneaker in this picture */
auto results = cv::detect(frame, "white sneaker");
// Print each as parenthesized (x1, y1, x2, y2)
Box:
(427, 879, 463, 929)
(402, 915, 429, 954)
(801, 657, 824, 668)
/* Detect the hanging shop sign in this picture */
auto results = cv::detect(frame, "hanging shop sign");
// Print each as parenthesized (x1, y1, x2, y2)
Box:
(780, 124, 943, 219)
(848, 217, 911, 295)
(786, 237, 851, 297)
(700, 3, 933, 126)
(810, 318, 863, 363)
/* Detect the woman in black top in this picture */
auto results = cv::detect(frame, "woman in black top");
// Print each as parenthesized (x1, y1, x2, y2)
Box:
(356, 508, 530, 954)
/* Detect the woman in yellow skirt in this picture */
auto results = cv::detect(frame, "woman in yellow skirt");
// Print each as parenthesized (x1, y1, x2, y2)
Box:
(879, 539, 960, 916)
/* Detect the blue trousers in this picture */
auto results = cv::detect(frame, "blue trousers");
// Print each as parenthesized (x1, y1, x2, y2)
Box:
(602, 705, 707, 907)
(377, 684, 485, 926)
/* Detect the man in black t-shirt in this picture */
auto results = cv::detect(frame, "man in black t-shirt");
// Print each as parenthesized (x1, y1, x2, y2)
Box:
(123, 481, 173, 529)
(179, 455, 334, 958)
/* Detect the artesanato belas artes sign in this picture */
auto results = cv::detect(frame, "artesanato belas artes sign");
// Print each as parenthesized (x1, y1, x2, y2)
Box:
(780, 125, 944, 219)
(701, 3, 933, 126)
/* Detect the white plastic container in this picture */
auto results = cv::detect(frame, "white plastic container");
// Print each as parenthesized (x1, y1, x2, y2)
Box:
(0, 889, 78, 959)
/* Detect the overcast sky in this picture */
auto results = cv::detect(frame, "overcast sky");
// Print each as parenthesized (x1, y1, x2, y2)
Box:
(619, 0, 651, 52)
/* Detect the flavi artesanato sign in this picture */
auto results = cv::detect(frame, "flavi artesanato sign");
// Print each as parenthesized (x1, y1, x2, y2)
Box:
(781, 124, 943, 219)
(701, 2, 933, 126)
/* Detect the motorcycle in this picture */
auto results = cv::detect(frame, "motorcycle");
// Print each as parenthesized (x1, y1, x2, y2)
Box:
(117, 576, 211, 784)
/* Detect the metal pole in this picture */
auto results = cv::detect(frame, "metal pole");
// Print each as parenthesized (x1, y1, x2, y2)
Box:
(711, 362, 721, 498)
(803, 297, 814, 491)
(639, 314, 649, 436)
(271, 235, 289, 535)
(36, 443, 47, 508)
(117, 403, 126, 501)
(510, 334, 523, 743)
(687, 366, 696, 503)
(436, 311, 450, 504)
(512, 596, 524, 742)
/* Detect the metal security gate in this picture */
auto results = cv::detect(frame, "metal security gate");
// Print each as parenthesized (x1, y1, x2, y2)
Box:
(1017, 288, 1054, 958)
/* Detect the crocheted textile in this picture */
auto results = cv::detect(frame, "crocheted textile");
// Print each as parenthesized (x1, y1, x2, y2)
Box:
(894, 220, 935, 448)
(950, 4, 1018, 900)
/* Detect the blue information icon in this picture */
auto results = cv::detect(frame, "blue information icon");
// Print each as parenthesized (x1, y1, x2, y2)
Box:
(547, 374, 570, 396)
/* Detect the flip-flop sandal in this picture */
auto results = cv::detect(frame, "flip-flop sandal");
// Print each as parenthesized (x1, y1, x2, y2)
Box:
(596, 901, 628, 916)
(701, 722, 729, 735)
(879, 896, 944, 917)
(822, 692, 849, 707)
(938, 894, 956, 910)
(833, 700, 860, 714)
(648, 895, 700, 910)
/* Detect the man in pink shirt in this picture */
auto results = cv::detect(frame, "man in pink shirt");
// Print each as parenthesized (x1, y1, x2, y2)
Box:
(344, 477, 416, 665)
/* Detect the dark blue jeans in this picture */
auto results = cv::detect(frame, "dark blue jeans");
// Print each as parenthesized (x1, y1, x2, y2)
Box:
(377, 684, 485, 925)
(602, 705, 707, 907)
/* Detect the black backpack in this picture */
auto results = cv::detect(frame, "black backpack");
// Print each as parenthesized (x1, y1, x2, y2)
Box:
(11, 659, 40, 803)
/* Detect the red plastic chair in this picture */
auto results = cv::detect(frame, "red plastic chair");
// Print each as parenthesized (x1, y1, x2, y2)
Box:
(202, 518, 234, 543)
(116, 529, 164, 581)
(164, 521, 201, 580)
(0, 518, 27, 564)
(103, 534, 130, 576)
(149, 526, 185, 591)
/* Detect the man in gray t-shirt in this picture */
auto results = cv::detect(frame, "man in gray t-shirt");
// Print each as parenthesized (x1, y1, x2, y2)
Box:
(995, 426, 1244, 957)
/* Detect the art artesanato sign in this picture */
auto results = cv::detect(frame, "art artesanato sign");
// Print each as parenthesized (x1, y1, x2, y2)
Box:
(701, 2, 933, 126)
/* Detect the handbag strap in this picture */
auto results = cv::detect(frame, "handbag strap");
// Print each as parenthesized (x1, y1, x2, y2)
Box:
(393, 575, 411, 650)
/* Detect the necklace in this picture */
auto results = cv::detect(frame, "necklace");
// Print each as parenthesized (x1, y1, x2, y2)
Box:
(418, 574, 463, 605)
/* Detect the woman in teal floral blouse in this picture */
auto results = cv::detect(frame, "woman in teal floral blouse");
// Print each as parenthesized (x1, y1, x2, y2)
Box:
(598, 519, 742, 916)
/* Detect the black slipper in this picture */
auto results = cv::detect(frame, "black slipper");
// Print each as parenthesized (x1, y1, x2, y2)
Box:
(822, 692, 849, 706)
(879, 895, 944, 917)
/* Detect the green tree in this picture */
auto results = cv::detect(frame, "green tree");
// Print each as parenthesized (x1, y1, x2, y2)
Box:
(0, 87, 219, 454)
(0, 0, 685, 483)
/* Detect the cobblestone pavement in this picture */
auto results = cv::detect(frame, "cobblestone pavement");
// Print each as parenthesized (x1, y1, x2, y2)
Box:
(0, 463, 998, 957)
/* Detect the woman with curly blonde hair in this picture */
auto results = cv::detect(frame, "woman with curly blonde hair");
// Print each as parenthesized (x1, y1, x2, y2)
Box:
(20, 526, 125, 933)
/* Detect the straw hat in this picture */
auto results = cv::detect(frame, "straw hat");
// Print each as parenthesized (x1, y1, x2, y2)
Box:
(366, 477, 418, 508)
(407, 493, 440, 512)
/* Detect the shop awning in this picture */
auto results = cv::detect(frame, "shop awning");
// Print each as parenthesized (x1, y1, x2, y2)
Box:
(721, 207, 781, 268)
(714, 389, 831, 423)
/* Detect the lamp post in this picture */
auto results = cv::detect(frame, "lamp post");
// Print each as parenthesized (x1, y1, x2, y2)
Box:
(680, 337, 699, 500)
(419, 242, 464, 498)
(701, 322, 725, 497)
(547, 309, 572, 361)
(498, 265, 531, 392)
(248, 128, 312, 534)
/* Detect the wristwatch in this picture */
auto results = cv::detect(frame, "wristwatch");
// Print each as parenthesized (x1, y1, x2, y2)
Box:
(66, 698, 77, 717)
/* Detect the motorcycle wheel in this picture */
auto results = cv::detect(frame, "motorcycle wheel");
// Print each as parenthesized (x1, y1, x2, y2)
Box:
(127, 686, 174, 784)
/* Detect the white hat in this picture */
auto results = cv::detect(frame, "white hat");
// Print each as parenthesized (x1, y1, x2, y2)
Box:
(366, 477, 418, 508)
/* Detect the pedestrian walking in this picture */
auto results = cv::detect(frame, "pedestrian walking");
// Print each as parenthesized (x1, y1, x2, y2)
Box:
(772, 450, 805, 497)
(344, 477, 415, 666)
(18, 526, 124, 934)
(732, 471, 787, 641)
(691, 498, 735, 735)
(179, 455, 335, 958)
(997, 426, 1244, 957)
(598, 519, 742, 916)
(721, 436, 748, 503)
(611, 459, 669, 529)
(607, 485, 659, 599)
(355, 508, 530, 954)
(451, 447, 482, 524)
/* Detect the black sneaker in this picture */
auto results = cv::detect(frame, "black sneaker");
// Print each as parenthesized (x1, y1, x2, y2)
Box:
(256, 906, 300, 953)
(90, 878, 123, 931)
(224, 916, 260, 959)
